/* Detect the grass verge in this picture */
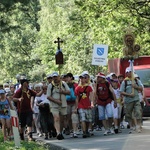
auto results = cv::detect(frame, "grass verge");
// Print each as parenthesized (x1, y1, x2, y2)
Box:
(0, 130, 49, 150)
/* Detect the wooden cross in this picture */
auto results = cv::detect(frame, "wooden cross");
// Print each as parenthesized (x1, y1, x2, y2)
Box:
(54, 37, 63, 50)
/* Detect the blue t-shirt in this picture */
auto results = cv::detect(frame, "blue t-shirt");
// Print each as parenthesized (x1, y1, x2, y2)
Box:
(0, 99, 10, 119)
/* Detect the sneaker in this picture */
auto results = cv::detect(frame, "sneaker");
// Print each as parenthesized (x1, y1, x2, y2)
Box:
(38, 133, 43, 137)
(89, 129, 94, 136)
(60, 134, 64, 139)
(71, 133, 78, 138)
(118, 129, 122, 133)
(127, 124, 130, 129)
(114, 129, 118, 134)
(28, 137, 35, 141)
(65, 127, 70, 135)
(44, 136, 48, 140)
(96, 126, 102, 131)
(103, 130, 109, 136)
(82, 133, 87, 138)
(57, 134, 63, 140)
(129, 129, 133, 134)
(110, 128, 115, 134)
(121, 125, 125, 129)
(57, 133, 64, 140)
(52, 130, 57, 137)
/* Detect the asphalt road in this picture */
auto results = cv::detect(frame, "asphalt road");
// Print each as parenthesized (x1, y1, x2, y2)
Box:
(33, 119, 150, 150)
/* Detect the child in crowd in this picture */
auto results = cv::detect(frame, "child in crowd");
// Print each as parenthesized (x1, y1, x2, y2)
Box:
(0, 89, 14, 141)
(111, 79, 123, 133)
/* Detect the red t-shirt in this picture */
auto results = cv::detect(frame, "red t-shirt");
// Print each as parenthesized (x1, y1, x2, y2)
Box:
(75, 85, 92, 109)
(13, 88, 37, 113)
(96, 82, 112, 106)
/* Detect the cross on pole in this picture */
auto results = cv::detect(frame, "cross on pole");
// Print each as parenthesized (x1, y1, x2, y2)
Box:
(54, 37, 63, 50)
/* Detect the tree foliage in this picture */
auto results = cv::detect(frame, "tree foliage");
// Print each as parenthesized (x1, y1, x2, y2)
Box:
(0, 0, 150, 82)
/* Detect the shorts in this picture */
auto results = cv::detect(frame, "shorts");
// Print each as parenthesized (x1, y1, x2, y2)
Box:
(98, 103, 113, 120)
(111, 101, 122, 119)
(51, 107, 67, 116)
(78, 108, 92, 122)
(19, 111, 33, 128)
(67, 104, 76, 115)
(125, 100, 142, 122)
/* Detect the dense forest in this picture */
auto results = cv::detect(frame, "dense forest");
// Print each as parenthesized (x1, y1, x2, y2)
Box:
(0, 0, 150, 83)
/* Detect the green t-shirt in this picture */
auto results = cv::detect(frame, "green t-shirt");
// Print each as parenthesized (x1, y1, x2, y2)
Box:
(120, 79, 142, 104)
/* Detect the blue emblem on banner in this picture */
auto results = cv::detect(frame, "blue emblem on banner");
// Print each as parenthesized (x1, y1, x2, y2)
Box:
(97, 48, 104, 56)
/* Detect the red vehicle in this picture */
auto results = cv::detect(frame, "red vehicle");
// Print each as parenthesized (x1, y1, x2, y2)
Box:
(108, 56, 150, 117)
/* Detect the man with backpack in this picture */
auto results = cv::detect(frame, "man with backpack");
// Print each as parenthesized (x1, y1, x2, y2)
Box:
(120, 67, 143, 133)
(47, 72, 70, 140)
(95, 72, 117, 135)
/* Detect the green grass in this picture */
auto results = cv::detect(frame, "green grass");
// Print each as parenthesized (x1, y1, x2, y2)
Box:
(0, 130, 49, 150)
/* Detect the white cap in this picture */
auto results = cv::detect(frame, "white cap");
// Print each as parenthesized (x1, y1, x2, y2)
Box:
(82, 71, 89, 76)
(125, 67, 132, 73)
(52, 72, 59, 77)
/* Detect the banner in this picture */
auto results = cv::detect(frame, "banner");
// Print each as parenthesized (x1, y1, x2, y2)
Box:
(92, 44, 108, 66)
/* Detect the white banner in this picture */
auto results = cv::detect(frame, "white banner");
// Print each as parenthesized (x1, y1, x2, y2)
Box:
(92, 44, 108, 66)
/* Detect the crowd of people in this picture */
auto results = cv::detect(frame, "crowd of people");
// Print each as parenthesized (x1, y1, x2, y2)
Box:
(0, 67, 149, 142)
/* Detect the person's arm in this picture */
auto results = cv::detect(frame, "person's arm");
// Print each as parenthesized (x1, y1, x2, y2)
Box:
(132, 83, 143, 92)
(47, 95, 62, 105)
(109, 84, 117, 108)
(74, 96, 79, 113)
(59, 82, 70, 95)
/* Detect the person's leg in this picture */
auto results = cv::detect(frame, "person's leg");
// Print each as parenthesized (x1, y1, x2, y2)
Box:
(106, 103, 113, 129)
(26, 111, 34, 141)
(71, 105, 79, 138)
(65, 105, 71, 135)
(19, 113, 26, 140)
(78, 108, 87, 138)
(125, 102, 134, 133)
(98, 105, 109, 135)
(111, 101, 119, 133)
(134, 101, 142, 132)
(1, 118, 7, 140)
(5, 118, 11, 138)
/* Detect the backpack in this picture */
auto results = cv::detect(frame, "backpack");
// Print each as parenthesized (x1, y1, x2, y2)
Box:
(66, 83, 76, 102)
(124, 78, 138, 92)
(50, 82, 65, 96)
(97, 81, 114, 101)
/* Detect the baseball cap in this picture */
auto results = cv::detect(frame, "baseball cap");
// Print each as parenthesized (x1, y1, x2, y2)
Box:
(0, 89, 5, 94)
(96, 72, 106, 79)
(47, 74, 52, 79)
(52, 72, 59, 77)
(20, 79, 29, 85)
(125, 67, 132, 73)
